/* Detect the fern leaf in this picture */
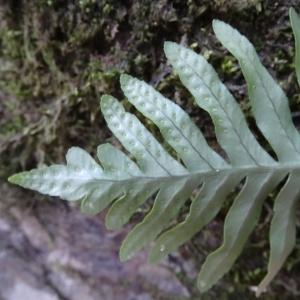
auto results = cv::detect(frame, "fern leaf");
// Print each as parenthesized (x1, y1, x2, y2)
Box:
(101, 95, 187, 176)
(97, 143, 141, 176)
(163, 36, 286, 292)
(256, 171, 300, 296)
(290, 8, 300, 86)
(8, 13, 300, 296)
(95, 143, 158, 229)
(149, 174, 242, 263)
(213, 19, 300, 292)
(197, 172, 284, 292)
(120, 177, 199, 261)
(120, 74, 226, 171)
(164, 42, 274, 166)
(213, 20, 300, 162)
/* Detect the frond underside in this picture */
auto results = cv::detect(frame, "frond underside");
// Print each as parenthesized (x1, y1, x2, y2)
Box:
(8, 8, 300, 296)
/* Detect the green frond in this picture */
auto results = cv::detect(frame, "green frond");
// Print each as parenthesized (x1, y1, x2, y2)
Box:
(9, 9, 300, 296)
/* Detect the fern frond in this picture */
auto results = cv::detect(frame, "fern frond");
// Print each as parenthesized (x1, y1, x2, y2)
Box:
(290, 8, 300, 86)
(9, 8, 300, 296)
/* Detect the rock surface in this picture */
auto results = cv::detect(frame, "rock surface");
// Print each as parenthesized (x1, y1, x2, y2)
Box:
(0, 181, 190, 300)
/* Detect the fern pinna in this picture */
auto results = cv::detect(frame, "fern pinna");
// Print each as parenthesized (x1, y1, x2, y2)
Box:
(9, 8, 300, 296)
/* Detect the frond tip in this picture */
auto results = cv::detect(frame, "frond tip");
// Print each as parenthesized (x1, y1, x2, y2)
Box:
(8, 8, 300, 296)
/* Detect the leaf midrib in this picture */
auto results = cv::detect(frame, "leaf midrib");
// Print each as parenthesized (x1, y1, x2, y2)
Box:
(45, 163, 300, 185)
